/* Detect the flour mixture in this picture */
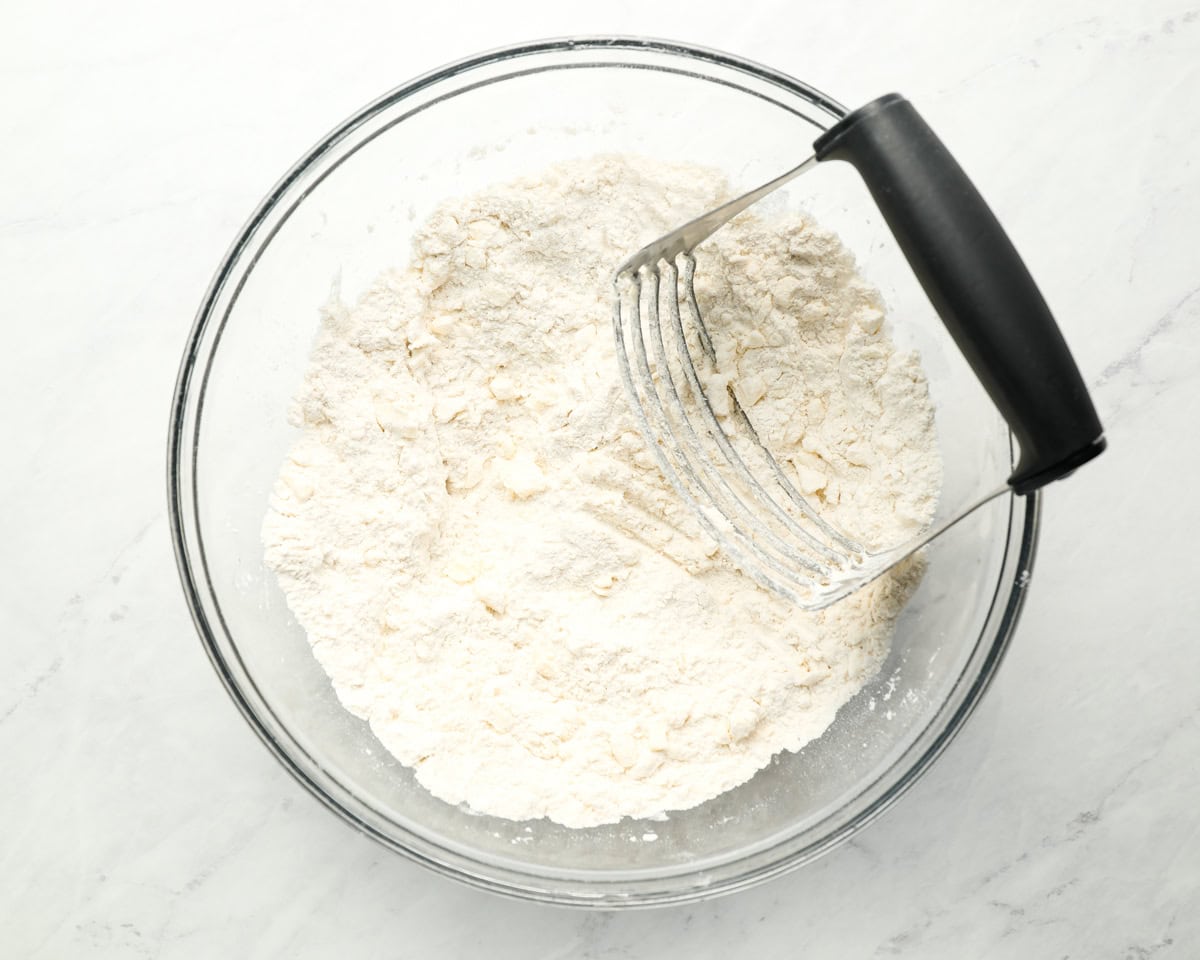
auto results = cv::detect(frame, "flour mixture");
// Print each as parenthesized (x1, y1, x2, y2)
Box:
(262, 155, 941, 828)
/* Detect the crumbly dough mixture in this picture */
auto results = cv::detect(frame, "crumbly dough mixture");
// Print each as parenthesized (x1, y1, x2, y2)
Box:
(263, 155, 941, 827)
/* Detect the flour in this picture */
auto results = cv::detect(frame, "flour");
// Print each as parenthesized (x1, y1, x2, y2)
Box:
(262, 155, 941, 828)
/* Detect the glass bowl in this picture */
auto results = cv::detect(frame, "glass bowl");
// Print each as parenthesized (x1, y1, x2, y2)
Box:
(168, 37, 1039, 907)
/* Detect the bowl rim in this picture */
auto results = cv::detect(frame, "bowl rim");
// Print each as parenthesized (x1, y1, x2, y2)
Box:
(167, 35, 1040, 908)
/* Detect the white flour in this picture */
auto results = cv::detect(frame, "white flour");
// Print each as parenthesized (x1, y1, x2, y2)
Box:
(263, 155, 941, 828)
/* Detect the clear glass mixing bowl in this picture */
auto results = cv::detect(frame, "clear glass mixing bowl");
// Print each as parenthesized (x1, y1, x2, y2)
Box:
(168, 38, 1039, 907)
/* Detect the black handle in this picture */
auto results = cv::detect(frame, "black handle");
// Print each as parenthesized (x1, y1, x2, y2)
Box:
(813, 94, 1105, 494)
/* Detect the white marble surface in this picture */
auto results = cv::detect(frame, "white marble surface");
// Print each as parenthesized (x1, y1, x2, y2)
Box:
(4, 0, 1198, 955)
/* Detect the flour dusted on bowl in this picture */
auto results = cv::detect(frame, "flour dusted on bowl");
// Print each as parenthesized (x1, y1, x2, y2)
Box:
(262, 155, 941, 828)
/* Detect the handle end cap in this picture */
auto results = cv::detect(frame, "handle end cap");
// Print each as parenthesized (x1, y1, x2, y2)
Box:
(1010, 434, 1106, 495)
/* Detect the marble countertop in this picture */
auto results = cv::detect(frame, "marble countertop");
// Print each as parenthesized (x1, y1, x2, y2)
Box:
(4, 0, 1197, 955)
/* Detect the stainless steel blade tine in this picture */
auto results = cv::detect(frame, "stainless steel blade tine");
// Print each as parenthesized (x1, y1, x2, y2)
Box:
(648, 262, 833, 579)
(665, 255, 852, 564)
(613, 269, 811, 602)
(679, 254, 863, 555)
